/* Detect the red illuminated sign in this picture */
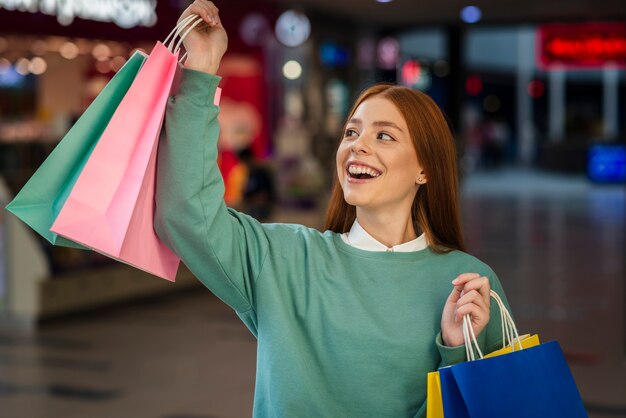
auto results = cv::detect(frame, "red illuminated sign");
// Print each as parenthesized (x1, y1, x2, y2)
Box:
(538, 23, 626, 69)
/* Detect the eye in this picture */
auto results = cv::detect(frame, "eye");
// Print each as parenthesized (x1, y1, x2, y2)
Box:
(377, 132, 395, 141)
(344, 128, 358, 138)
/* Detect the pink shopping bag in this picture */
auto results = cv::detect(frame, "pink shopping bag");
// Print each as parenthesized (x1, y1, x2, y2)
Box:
(51, 41, 180, 281)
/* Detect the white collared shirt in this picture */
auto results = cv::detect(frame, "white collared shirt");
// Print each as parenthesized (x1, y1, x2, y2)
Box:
(340, 219, 428, 252)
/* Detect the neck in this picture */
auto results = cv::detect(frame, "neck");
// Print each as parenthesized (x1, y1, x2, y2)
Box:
(356, 206, 417, 248)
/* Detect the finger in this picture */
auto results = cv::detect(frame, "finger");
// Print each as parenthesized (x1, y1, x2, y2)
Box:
(457, 289, 487, 310)
(205, 0, 219, 11)
(456, 294, 489, 323)
(456, 302, 488, 323)
(451, 273, 480, 286)
(212, 14, 225, 30)
(180, 6, 206, 26)
(459, 276, 491, 306)
(204, 0, 220, 13)
(190, 1, 213, 25)
(198, 0, 219, 24)
(446, 285, 463, 304)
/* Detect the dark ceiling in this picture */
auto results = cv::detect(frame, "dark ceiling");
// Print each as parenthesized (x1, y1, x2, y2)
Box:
(267, 0, 626, 27)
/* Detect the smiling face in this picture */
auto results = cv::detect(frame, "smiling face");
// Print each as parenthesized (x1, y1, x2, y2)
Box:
(335, 96, 426, 213)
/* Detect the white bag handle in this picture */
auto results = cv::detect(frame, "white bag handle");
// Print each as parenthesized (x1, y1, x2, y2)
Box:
(164, 14, 196, 48)
(462, 290, 523, 361)
(162, 14, 204, 62)
(173, 18, 204, 55)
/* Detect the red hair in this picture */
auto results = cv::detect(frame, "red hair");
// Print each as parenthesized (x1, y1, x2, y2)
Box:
(323, 84, 466, 253)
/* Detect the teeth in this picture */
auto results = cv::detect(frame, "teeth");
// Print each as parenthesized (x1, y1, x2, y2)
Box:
(348, 164, 381, 177)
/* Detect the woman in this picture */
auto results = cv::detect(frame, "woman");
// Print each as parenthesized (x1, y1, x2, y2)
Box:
(154, 1, 512, 417)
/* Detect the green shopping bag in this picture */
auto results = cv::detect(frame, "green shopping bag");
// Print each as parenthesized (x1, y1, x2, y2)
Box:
(5, 52, 146, 248)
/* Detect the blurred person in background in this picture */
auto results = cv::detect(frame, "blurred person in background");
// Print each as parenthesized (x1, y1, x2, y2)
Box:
(154, 1, 513, 417)
(480, 115, 511, 170)
(237, 147, 275, 222)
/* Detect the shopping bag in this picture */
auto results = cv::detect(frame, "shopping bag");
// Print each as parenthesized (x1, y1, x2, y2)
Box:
(5, 52, 146, 248)
(440, 341, 587, 418)
(426, 369, 444, 418)
(437, 291, 588, 418)
(426, 334, 540, 418)
(50, 16, 205, 281)
(483, 333, 539, 358)
(426, 290, 540, 418)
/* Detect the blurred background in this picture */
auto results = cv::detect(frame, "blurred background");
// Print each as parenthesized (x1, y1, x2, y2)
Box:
(0, 0, 625, 417)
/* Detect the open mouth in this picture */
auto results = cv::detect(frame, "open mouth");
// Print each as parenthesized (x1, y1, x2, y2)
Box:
(346, 164, 382, 180)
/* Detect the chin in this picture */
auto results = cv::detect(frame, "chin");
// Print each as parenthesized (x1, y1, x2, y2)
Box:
(342, 190, 370, 208)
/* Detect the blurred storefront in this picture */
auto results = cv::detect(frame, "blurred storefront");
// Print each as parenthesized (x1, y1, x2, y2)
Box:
(395, 22, 626, 180)
(0, 0, 373, 325)
(0, 0, 286, 324)
(0, 1, 185, 325)
(1, 1, 624, 325)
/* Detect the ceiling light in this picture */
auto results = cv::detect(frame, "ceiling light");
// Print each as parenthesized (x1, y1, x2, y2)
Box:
(282, 60, 302, 80)
(460, 6, 482, 24)
(275, 10, 311, 47)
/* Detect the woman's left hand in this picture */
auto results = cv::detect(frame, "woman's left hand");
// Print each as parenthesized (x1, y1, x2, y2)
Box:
(441, 273, 491, 347)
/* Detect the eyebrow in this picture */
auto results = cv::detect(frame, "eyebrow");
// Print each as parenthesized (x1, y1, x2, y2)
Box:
(348, 118, 404, 133)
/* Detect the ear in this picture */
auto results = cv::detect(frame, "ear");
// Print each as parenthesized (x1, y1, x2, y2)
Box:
(416, 170, 427, 185)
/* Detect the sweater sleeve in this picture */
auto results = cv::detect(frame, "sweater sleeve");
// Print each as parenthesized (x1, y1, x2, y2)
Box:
(154, 68, 269, 315)
(435, 271, 512, 367)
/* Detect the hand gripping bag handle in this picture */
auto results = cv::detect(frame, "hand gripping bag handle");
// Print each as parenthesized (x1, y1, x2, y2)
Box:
(462, 290, 523, 361)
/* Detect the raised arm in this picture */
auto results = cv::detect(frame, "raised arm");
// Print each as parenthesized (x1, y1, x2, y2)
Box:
(154, 1, 269, 318)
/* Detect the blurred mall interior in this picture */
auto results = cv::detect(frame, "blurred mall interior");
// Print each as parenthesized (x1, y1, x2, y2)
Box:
(0, 0, 625, 417)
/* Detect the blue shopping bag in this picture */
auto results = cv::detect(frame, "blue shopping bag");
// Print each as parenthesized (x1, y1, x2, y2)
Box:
(439, 340, 588, 418)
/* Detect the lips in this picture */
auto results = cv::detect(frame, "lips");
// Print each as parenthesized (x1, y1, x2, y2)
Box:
(345, 161, 382, 183)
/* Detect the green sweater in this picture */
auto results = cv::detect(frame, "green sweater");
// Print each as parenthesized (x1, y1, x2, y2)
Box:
(154, 69, 512, 418)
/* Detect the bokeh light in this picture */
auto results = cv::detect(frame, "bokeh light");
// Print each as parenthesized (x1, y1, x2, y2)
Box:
(59, 42, 79, 59)
(461, 6, 482, 23)
(282, 60, 303, 80)
(92, 43, 111, 61)
(433, 60, 451, 77)
(377, 37, 400, 70)
(15, 58, 30, 75)
(29, 57, 48, 75)
(95, 60, 111, 74)
(465, 75, 483, 96)
(110, 56, 127, 73)
(528, 80, 545, 98)
(483, 95, 501, 112)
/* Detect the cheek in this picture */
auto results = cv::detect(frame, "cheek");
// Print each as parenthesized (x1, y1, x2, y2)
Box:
(387, 154, 419, 184)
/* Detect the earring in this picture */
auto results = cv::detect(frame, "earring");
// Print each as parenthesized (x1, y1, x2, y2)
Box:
(418, 177, 424, 183)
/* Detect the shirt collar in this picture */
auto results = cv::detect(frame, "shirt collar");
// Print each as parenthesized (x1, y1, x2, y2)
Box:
(341, 219, 427, 252)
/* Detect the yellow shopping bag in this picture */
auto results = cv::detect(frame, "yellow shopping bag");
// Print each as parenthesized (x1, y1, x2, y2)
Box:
(484, 334, 540, 358)
(427, 370, 444, 418)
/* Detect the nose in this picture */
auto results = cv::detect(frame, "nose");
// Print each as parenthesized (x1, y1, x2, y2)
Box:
(350, 134, 370, 154)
